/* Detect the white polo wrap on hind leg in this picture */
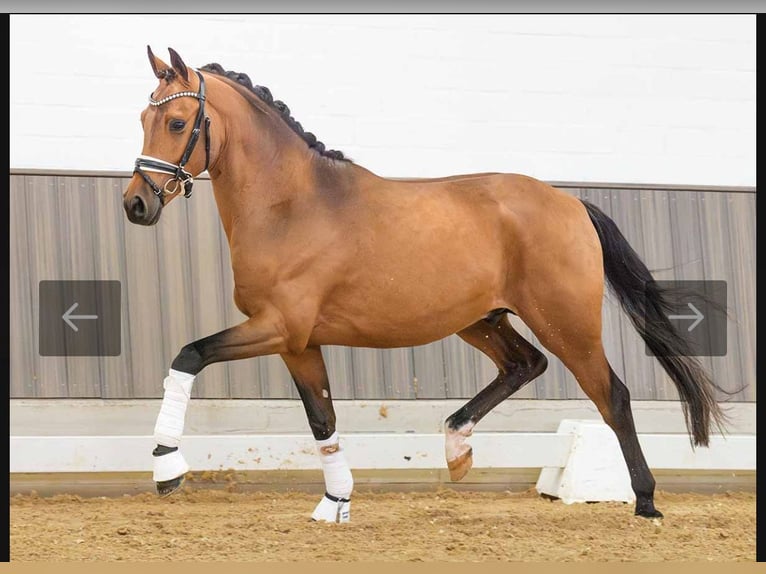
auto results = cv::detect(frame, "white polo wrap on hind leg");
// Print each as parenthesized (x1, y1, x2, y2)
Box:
(152, 369, 195, 482)
(311, 431, 353, 523)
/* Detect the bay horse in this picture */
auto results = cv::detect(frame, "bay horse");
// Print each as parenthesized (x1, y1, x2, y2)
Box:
(123, 46, 725, 523)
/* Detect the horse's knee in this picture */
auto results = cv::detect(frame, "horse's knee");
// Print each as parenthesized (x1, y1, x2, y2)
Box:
(171, 342, 204, 374)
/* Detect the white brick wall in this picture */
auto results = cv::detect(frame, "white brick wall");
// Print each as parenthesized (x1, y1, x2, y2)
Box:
(10, 14, 755, 186)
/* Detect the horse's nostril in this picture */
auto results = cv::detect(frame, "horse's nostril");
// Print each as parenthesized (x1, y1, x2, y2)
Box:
(130, 196, 146, 219)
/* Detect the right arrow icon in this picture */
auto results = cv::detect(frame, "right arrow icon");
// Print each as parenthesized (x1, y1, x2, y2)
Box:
(668, 302, 705, 332)
(647, 280, 726, 358)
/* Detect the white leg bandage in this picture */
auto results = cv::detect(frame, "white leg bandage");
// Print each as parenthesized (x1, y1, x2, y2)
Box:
(311, 431, 353, 523)
(153, 369, 195, 447)
(152, 369, 195, 483)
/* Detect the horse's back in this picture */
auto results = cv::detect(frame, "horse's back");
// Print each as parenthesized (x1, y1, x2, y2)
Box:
(398, 171, 604, 305)
(402, 172, 592, 248)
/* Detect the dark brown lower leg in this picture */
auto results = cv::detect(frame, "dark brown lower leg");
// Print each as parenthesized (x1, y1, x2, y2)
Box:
(445, 314, 548, 480)
(281, 346, 338, 441)
(524, 310, 662, 518)
(566, 357, 661, 518)
(604, 367, 661, 518)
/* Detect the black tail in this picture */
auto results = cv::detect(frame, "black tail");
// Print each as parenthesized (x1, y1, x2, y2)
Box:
(581, 199, 727, 447)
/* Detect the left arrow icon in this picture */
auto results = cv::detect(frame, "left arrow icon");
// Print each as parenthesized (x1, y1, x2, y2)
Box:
(62, 302, 99, 332)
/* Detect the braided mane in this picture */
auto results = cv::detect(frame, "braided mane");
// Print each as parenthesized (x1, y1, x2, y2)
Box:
(200, 63, 349, 162)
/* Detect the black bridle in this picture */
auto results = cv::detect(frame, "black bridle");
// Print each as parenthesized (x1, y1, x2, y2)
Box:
(134, 70, 211, 202)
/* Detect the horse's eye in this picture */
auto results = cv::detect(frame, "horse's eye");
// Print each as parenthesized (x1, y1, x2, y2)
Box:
(169, 119, 186, 132)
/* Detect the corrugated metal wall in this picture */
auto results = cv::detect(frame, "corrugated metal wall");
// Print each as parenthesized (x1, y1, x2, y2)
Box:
(10, 174, 756, 402)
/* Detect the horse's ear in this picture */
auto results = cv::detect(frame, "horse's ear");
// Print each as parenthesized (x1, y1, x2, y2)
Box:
(168, 47, 190, 83)
(147, 45, 173, 80)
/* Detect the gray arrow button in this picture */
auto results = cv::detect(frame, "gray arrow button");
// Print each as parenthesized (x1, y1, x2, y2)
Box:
(646, 280, 726, 358)
(62, 302, 99, 332)
(668, 302, 704, 332)
(39, 280, 121, 356)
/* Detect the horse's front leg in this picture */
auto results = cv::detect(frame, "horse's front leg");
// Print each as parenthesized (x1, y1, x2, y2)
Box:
(152, 313, 289, 496)
(281, 346, 353, 523)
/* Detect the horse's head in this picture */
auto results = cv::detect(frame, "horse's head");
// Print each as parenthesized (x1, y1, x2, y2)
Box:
(123, 46, 211, 225)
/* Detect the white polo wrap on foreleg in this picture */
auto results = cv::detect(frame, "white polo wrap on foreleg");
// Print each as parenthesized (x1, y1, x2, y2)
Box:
(152, 369, 195, 482)
(153, 369, 195, 447)
(311, 431, 353, 523)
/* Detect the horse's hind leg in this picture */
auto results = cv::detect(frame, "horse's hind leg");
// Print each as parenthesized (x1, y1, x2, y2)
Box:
(520, 301, 662, 518)
(445, 313, 548, 480)
(281, 346, 353, 523)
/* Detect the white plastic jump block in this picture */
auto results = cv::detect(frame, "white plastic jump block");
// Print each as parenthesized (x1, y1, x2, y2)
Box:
(535, 419, 635, 504)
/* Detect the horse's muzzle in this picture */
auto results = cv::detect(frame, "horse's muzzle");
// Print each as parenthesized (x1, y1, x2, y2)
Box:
(124, 194, 162, 226)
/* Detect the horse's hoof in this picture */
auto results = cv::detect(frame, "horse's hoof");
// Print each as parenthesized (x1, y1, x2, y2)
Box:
(447, 446, 473, 481)
(156, 475, 186, 497)
(635, 507, 664, 519)
(311, 493, 351, 523)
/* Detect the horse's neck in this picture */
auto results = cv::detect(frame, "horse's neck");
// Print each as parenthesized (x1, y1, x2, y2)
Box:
(208, 148, 363, 246)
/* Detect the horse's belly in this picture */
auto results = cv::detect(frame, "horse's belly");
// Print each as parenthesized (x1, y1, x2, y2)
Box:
(309, 276, 502, 348)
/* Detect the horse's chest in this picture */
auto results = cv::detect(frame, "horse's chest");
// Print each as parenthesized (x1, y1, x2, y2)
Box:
(229, 259, 279, 316)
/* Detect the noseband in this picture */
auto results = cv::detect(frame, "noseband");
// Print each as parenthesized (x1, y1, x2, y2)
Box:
(134, 70, 211, 201)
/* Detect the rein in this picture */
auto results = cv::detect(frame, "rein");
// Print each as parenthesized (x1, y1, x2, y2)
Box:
(134, 70, 211, 202)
